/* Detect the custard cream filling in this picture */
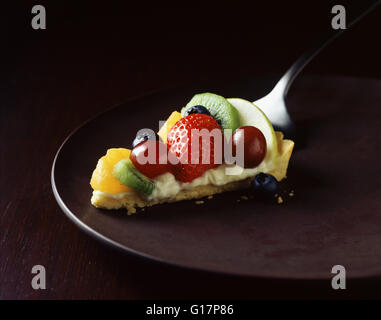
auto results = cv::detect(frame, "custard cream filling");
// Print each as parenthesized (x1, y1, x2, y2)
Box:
(148, 160, 274, 200)
(93, 190, 134, 200)
(94, 157, 275, 201)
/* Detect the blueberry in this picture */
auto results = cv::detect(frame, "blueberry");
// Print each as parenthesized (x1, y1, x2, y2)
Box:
(132, 129, 161, 149)
(184, 105, 211, 117)
(252, 173, 278, 196)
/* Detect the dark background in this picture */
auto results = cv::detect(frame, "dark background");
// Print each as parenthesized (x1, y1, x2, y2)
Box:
(1, 0, 380, 299)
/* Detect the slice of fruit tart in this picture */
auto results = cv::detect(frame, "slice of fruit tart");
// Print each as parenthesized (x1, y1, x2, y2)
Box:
(90, 93, 294, 214)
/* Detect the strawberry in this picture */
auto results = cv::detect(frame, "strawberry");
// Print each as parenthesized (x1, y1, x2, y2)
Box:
(167, 114, 223, 182)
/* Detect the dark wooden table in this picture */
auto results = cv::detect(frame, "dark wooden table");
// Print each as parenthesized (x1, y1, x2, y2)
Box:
(1, 2, 380, 299)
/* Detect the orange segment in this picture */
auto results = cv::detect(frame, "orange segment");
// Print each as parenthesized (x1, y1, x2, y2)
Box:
(158, 111, 182, 143)
(90, 148, 131, 193)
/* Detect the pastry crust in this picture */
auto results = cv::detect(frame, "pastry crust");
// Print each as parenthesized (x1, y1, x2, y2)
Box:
(91, 132, 294, 214)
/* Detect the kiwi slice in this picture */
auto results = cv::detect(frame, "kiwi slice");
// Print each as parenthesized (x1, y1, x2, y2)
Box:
(113, 159, 155, 197)
(181, 93, 240, 133)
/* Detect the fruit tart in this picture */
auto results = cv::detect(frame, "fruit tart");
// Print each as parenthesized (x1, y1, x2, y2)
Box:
(90, 93, 294, 214)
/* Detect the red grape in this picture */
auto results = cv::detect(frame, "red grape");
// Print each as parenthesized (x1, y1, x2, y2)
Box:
(130, 140, 173, 179)
(232, 126, 267, 168)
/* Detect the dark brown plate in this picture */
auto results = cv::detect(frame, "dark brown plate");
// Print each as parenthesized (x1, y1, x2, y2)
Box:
(52, 74, 381, 279)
